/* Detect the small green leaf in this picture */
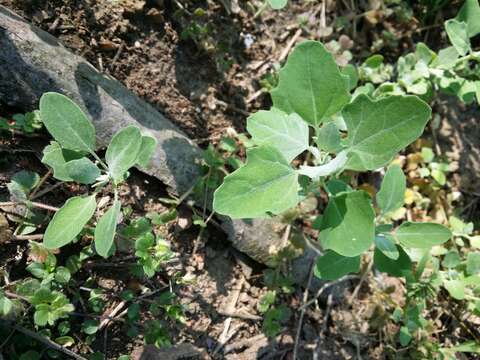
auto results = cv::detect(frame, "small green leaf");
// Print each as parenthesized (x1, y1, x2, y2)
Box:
(267, 0, 288, 9)
(106, 126, 142, 183)
(54, 267, 71, 284)
(314, 250, 360, 280)
(247, 109, 309, 162)
(456, 0, 480, 37)
(44, 195, 97, 249)
(376, 164, 406, 214)
(136, 135, 157, 168)
(343, 95, 431, 171)
(82, 319, 99, 335)
(399, 326, 412, 346)
(341, 64, 359, 91)
(320, 190, 375, 257)
(0, 292, 13, 317)
(271, 41, 351, 127)
(395, 222, 452, 248)
(316, 122, 342, 153)
(467, 252, 480, 275)
(8, 171, 40, 200)
(374, 245, 411, 277)
(65, 158, 101, 184)
(95, 199, 121, 258)
(444, 279, 465, 300)
(213, 146, 300, 219)
(42, 142, 85, 181)
(445, 19, 471, 56)
(415, 42, 436, 64)
(442, 251, 461, 268)
(39, 93, 96, 153)
(431, 46, 459, 69)
(374, 233, 399, 260)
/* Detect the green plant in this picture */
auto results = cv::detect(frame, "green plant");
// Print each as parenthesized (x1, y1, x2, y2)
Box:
(211, 38, 457, 345)
(0, 111, 42, 134)
(354, 1, 480, 105)
(37, 92, 157, 257)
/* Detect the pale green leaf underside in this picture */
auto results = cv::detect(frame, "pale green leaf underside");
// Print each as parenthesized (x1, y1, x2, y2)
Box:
(136, 135, 157, 168)
(42, 142, 84, 182)
(65, 158, 101, 185)
(39, 92, 96, 153)
(376, 164, 406, 214)
(456, 0, 480, 38)
(343, 94, 431, 171)
(268, 0, 287, 9)
(395, 222, 452, 248)
(247, 109, 309, 162)
(374, 233, 399, 260)
(314, 250, 360, 280)
(271, 40, 351, 127)
(320, 190, 375, 257)
(213, 146, 300, 219)
(95, 199, 121, 258)
(44, 195, 97, 249)
(445, 19, 471, 56)
(106, 126, 142, 183)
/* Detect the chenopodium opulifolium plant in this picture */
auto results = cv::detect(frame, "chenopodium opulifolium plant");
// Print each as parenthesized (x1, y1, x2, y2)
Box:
(212, 40, 453, 281)
(38, 92, 157, 257)
(356, 0, 480, 104)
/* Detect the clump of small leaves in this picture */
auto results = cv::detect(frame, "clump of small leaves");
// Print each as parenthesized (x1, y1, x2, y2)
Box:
(38, 92, 157, 258)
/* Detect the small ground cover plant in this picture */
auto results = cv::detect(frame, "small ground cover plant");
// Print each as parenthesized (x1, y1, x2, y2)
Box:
(354, 0, 480, 105)
(38, 92, 157, 257)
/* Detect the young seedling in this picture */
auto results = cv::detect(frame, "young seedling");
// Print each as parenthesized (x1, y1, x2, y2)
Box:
(38, 92, 157, 258)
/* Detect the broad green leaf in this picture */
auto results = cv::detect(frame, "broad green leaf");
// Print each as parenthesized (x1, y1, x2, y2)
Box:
(39, 93, 96, 153)
(44, 195, 97, 249)
(247, 110, 309, 162)
(65, 158, 100, 184)
(268, 0, 287, 9)
(95, 199, 121, 258)
(213, 146, 300, 219)
(374, 245, 411, 277)
(320, 190, 375, 257)
(467, 252, 480, 275)
(445, 19, 471, 56)
(443, 279, 465, 300)
(42, 142, 85, 181)
(395, 222, 452, 248)
(314, 250, 360, 280)
(376, 164, 406, 214)
(271, 41, 351, 127)
(431, 46, 459, 69)
(136, 135, 157, 168)
(106, 126, 142, 183)
(343, 95, 431, 171)
(456, 0, 480, 37)
(374, 233, 399, 260)
(316, 122, 342, 153)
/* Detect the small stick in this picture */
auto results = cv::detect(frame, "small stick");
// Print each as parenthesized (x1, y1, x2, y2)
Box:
(29, 170, 52, 199)
(99, 301, 126, 331)
(12, 234, 43, 241)
(348, 258, 373, 304)
(299, 274, 359, 311)
(278, 28, 302, 63)
(31, 182, 64, 200)
(0, 201, 59, 212)
(293, 261, 315, 360)
(1, 321, 87, 360)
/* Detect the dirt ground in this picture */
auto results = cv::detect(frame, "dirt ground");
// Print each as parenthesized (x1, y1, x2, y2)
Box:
(1, 0, 480, 359)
